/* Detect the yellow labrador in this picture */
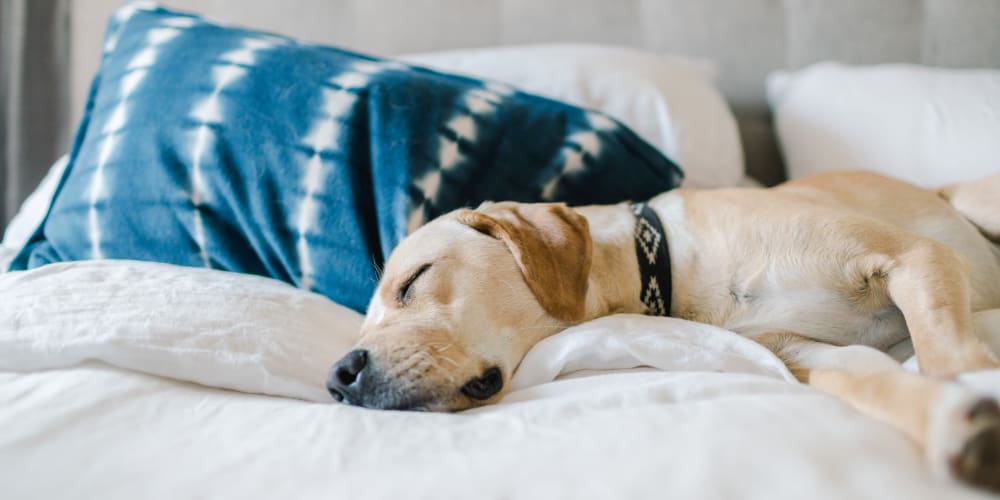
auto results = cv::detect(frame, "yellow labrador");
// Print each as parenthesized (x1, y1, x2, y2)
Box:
(328, 171, 1000, 491)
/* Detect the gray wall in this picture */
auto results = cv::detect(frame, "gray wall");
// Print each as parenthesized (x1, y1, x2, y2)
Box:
(1, 0, 71, 229)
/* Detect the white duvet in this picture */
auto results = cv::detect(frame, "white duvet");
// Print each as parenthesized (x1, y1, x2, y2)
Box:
(1, 260, 998, 500)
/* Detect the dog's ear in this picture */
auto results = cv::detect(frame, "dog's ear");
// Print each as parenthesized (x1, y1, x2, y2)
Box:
(457, 202, 592, 323)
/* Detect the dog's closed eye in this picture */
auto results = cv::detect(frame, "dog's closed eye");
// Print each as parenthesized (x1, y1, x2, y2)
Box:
(397, 263, 432, 305)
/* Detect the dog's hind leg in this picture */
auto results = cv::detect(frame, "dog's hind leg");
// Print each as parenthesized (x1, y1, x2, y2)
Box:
(881, 238, 999, 375)
(939, 173, 1000, 242)
(758, 333, 1000, 493)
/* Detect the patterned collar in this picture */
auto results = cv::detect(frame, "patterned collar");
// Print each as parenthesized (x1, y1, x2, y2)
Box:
(630, 202, 672, 316)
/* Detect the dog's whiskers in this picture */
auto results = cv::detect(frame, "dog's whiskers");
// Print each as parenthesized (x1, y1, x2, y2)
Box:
(415, 351, 458, 385)
(370, 255, 384, 281)
(437, 354, 460, 367)
(430, 343, 454, 353)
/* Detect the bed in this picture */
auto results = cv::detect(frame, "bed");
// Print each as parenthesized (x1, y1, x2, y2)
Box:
(2, 259, 997, 500)
(3, 1, 1000, 499)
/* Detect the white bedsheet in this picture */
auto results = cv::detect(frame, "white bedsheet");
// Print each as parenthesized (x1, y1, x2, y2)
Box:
(1, 261, 998, 500)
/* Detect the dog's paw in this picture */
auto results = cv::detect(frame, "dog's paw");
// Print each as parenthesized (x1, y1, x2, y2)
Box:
(927, 388, 1000, 493)
(949, 400, 1000, 493)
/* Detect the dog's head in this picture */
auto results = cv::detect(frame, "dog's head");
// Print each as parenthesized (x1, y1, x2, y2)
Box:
(327, 202, 592, 411)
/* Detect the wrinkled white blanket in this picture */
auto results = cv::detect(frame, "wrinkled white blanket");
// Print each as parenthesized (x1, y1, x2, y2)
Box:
(1, 261, 998, 500)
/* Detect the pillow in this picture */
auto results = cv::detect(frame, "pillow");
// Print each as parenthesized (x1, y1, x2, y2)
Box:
(2, 156, 68, 253)
(0, 246, 14, 272)
(1, 156, 68, 272)
(0, 260, 362, 402)
(769, 62, 1000, 187)
(403, 44, 743, 189)
(11, 4, 682, 313)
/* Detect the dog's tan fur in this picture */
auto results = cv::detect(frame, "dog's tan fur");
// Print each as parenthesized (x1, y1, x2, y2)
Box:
(457, 203, 593, 322)
(348, 171, 1000, 490)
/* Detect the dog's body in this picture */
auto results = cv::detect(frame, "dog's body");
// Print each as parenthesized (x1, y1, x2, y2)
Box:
(624, 172, 1000, 365)
(329, 171, 1000, 491)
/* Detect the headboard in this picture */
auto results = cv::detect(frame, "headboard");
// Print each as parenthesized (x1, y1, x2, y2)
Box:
(71, 0, 1000, 185)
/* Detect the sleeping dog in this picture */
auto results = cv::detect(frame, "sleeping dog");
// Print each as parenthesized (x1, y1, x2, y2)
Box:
(327, 171, 1000, 491)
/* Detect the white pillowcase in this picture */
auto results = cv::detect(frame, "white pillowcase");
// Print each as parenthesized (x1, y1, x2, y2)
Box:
(403, 44, 745, 189)
(0, 260, 363, 401)
(769, 62, 1000, 187)
(2, 156, 67, 247)
(1, 155, 68, 270)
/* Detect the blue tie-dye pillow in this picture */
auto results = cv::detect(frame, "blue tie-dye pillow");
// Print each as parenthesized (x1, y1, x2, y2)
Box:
(11, 4, 683, 313)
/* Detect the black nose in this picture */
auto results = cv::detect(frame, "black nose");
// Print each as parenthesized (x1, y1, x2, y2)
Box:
(461, 367, 504, 401)
(327, 349, 369, 403)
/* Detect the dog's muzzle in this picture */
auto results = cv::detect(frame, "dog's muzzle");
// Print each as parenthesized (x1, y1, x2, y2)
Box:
(327, 349, 431, 410)
(328, 349, 504, 410)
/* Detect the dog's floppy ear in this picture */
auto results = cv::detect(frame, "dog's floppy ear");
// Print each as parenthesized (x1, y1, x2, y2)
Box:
(457, 202, 592, 323)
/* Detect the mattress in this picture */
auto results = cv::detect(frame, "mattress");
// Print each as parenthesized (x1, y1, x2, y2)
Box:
(1, 260, 998, 499)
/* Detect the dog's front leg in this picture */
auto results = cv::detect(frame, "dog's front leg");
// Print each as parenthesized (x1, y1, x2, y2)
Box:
(883, 239, 999, 375)
(758, 333, 1000, 492)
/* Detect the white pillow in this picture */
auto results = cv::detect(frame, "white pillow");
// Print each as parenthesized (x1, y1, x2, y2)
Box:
(0, 247, 14, 271)
(0, 260, 363, 401)
(769, 62, 1000, 187)
(403, 44, 744, 189)
(1, 155, 68, 270)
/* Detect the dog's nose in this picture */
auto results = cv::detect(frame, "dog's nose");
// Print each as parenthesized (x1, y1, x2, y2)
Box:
(327, 349, 369, 403)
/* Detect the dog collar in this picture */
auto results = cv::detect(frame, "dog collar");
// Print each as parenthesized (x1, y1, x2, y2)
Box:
(630, 202, 672, 316)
